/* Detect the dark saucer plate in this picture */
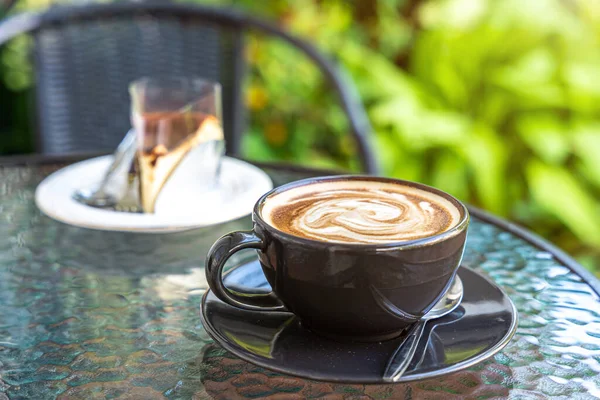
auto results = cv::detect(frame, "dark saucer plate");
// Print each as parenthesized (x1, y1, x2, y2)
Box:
(200, 260, 518, 384)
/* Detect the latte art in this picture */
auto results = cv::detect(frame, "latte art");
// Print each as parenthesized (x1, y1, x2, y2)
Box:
(297, 191, 446, 243)
(261, 180, 461, 244)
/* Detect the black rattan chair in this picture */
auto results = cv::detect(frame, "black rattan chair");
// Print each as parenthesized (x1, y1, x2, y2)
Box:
(0, 2, 379, 173)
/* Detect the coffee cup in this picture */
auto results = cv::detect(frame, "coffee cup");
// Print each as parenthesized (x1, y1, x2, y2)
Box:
(206, 176, 469, 341)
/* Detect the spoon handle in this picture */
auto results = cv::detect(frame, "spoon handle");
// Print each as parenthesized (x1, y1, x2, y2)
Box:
(97, 129, 137, 190)
(383, 321, 427, 382)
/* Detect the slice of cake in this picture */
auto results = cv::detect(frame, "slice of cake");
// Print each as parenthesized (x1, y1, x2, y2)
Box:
(137, 115, 223, 213)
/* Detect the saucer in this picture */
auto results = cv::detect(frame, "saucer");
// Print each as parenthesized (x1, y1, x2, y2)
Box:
(200, 260, 518, 384)
(35, 155, 272, 233)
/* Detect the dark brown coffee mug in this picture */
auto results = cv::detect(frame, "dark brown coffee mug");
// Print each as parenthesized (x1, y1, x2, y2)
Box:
(206, 176, 470, 341)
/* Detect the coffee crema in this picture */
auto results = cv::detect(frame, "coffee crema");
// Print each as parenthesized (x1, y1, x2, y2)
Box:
(261, 180, 462, 244)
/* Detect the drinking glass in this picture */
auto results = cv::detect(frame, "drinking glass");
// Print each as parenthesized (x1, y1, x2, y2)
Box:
(129, 77, 224, 213)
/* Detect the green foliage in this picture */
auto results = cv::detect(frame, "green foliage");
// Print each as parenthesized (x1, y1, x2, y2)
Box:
(0, 0, 599, 272)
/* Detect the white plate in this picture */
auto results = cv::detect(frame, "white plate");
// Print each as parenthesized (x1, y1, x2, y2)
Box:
(35, 155, 273, 233)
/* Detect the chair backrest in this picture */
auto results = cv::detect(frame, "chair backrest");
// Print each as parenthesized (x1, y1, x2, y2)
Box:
(0, 2, 379, 173)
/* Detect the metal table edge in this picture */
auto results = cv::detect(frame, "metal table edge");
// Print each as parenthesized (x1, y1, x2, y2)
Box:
(2, 153, 597, 295)
(467, 205, 600, 296)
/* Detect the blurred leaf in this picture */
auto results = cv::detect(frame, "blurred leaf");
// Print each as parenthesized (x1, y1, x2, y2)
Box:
(430, 152, 469, 201)
(526, 160, 600, 247)
(458, 123, 507, 215)
(564, 62, 600, 113)
(1, 36, 32, 91)
(477, 91, 511, 128)
(305, 151, 346, 170)
(572, 121, 600, 186)
(391, 153, 426, 183)
(411, 31, 470, 108)
(419, 0, 488, 30)
(375, 1, 412, 58)
(564, 63, 600, 98)
(516, 115, 569, 164)
(487, 0, 584, 40)
(372, 96, 471, 149)
(490, 48, 567, 108)
(370, 96, 420, 127)
(340, 42, 427, 101)
(241, 129, 280, 162)
(375, 129, 404, 175)
(404, 110, 471, 149)
(492, 48, 557, 87)
(577, 0, 600, 27)
(375, 131, 398, 175)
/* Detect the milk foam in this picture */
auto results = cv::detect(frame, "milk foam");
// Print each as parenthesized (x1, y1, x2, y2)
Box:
(261, 180, 462, 244)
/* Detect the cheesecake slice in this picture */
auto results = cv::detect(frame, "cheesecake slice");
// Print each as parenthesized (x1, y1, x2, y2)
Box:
(137, 115, 223, 213)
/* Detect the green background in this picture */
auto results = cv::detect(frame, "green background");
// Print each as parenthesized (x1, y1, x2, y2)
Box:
(1, 0, 599, 273)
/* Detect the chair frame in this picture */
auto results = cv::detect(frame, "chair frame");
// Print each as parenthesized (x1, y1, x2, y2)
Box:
(0, 2, 380, 174)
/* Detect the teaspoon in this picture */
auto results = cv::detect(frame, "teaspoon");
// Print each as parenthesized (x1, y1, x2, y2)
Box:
(383, 275, 464, 382)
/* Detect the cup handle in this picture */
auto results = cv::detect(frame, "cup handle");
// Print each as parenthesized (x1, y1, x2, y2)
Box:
(206, 230, 287, 312)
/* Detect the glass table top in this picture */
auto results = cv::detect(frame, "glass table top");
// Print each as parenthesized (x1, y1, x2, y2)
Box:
(0, 160, 599, 399)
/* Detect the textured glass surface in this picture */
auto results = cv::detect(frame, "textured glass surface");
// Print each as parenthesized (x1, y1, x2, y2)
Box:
(0, 163, 599, 399)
